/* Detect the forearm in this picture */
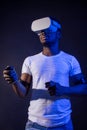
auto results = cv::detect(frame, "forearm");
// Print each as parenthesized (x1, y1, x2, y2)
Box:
(12, 80, 27, 97)
(59, 84, 87, 96)
(3, 66, 31, 97)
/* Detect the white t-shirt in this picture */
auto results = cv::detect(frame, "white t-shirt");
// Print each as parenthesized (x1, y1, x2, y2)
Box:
(22, 51, 81, 127)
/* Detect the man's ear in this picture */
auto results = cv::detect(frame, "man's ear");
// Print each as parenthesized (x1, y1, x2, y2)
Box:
(57, 30, 62, 39)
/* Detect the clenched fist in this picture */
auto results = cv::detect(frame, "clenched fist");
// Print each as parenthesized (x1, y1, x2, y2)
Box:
(45, 81, 65, 96)
(45, 81, 56, 96)
(3, 66, 18, 84)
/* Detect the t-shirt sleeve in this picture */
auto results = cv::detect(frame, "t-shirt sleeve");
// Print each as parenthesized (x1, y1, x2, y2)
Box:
(21, 57, 32, 75)
(69, 56, 82, 76)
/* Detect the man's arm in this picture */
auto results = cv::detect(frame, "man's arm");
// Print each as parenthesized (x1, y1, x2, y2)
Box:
(12, 73, 32, 97)
(65, 73, 87, 96)
(55, 83, 87, 97)
(45, 73, 87, 96)
(3, 66, 32, 98)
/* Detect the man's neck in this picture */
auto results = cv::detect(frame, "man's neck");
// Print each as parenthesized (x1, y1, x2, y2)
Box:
(42, 46, 60, 56)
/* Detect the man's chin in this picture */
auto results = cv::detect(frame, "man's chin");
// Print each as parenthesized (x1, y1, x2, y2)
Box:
(42, 42, 53, 47)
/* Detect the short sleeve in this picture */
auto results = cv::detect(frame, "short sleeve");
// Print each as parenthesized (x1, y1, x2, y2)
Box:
(69, 56, 82, 76)
(21, 57, 32, 75)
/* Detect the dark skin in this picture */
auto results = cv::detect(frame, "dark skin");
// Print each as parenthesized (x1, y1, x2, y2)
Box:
(3, 29, 87, 97)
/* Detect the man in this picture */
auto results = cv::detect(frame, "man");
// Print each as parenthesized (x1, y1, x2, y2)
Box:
(3, 17, 87, 130)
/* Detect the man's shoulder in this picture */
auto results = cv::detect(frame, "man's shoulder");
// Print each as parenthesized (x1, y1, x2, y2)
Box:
(61, 51, 74, 58)
(24, 52, 42, 61)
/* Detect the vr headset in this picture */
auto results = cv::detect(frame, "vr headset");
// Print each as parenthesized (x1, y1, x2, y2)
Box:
(31, 17, 61, 34)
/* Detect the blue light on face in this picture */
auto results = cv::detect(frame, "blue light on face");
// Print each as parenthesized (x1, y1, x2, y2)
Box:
(37, 28, 57, 36)
(44, 29, 56, 34)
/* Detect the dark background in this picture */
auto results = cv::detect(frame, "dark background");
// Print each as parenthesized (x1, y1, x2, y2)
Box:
(0, 0, 87, 130)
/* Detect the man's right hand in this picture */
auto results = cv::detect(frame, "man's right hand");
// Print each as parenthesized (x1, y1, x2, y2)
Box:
(3, 66, 18, 84)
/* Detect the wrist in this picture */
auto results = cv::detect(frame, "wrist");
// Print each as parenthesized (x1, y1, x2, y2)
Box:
(55, 83, 70, 96)
(11, 80, 19, 85)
